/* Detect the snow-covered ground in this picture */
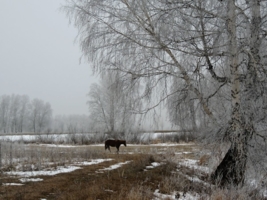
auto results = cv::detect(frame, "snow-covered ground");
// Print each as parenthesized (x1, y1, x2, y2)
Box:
(39, 142, 195, 147)
(1, 142, 203, 199)
(178, 159, 211, 174)
(3, 156, 207, 199)
(2, 139, 265, 199)
(0, 132, 187, 143)
(5, 159, 113, 178)
(0, 133, 95, 143)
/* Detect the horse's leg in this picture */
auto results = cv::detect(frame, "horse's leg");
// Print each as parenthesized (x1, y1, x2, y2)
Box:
(116, 145, 120, 153)
(108, 146, 111, 152)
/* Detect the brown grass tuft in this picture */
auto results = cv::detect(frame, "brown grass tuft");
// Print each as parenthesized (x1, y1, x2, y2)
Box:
(198, 154, 210, 166)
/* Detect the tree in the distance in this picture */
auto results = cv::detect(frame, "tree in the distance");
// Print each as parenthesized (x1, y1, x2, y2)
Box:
(87, 72, 138, 137)
(0, 95, 11, 133)
(29, 99, 52, 133)
(18, 95, 30, 133)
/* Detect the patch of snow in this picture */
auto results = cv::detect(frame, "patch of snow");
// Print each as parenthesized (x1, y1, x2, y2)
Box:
(127, 143, 194, 147)
(88, 144, 105, 146)
(0, 135, 35, 142)
(20, 178, 43, 182)
(180, 159, 198, 165)
(176, 159, 212, 188)
(150, 143, 194, 146)
(105, 189, 115, 193)
(39, 144, 77, 148)
(153, 189, 200, 200)
(139, 132, 194, 142)
(175, 152, 192, 155)
(153, 189, 176, 200)
(0, 133, 96, 143)
(178, 159, 211, 173)
(5, 159, 113, 178)
(248, 179, 267, 198)
(181, 172, 211, 187)
(176, 192, 200, 200)
(97, 161, 132, 172)
(74, 159, 113, 166)
(146, 162, 163, 169)
(5, 166, 81, 177)
(248, 179, 258, 188)
(151, 162, 161, 167)
(2, 183, 24, 186)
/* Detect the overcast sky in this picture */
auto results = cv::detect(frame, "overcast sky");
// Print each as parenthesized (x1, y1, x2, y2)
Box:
(0, 0, 98, 116)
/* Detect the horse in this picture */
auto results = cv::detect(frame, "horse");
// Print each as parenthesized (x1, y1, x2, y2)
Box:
(105, 139, 126, 153)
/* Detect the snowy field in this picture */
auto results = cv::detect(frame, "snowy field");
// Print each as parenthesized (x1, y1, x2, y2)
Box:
(0, 131, 186, 143)
(0, 139, 206, 199)
(1, 136, 266, 199)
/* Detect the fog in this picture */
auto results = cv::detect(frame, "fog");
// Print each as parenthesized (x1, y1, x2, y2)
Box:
(0, 0, 98, 115)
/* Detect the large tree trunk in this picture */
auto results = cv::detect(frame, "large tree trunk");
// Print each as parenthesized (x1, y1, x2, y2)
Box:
(212, 0, 247, 187)
(212, 0, 260, 187)
(212, 125, 252, 187)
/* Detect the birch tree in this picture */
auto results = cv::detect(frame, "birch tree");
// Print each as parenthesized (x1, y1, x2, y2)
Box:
(9, 94, 20, 133)
(87, 72, 139, 136)
(29, 99, 52, 133)
(0, 95, 11, 133)
(64, 0, 267, 187)
(18, 95, 30, 133)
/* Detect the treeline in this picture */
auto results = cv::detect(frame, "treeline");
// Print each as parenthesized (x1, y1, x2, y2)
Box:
(0, 94, 52, 133)
(0, 94, 90, 134)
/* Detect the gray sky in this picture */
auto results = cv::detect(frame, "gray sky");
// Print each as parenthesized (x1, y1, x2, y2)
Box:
(0, 0, 98, 116)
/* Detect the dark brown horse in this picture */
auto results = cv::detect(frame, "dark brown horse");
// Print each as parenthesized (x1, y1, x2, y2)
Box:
(105, 139, 126, 153)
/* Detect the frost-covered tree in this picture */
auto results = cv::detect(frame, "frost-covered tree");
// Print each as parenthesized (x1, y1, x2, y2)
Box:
(64, 0, 267, 187)
(0, 94, 29, 133)
(18, 95, 30, 132)
(9, 94, 20, 133)
(87, 72, 139, 136)
(29, 99, 52, 133)
(53, 115, 66, 133)
(0, 95, 11, 133)
(0, 95, 51, 133)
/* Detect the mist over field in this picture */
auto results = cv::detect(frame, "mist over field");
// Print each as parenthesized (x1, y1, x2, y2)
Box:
(1, 0, 267, 199)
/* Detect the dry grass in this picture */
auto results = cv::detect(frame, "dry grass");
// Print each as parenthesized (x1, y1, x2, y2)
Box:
(1, 142, 264, 199)
(0, 143, 201, 200)
(198, 154, 210, 166)
(0, 153, 177, 200)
